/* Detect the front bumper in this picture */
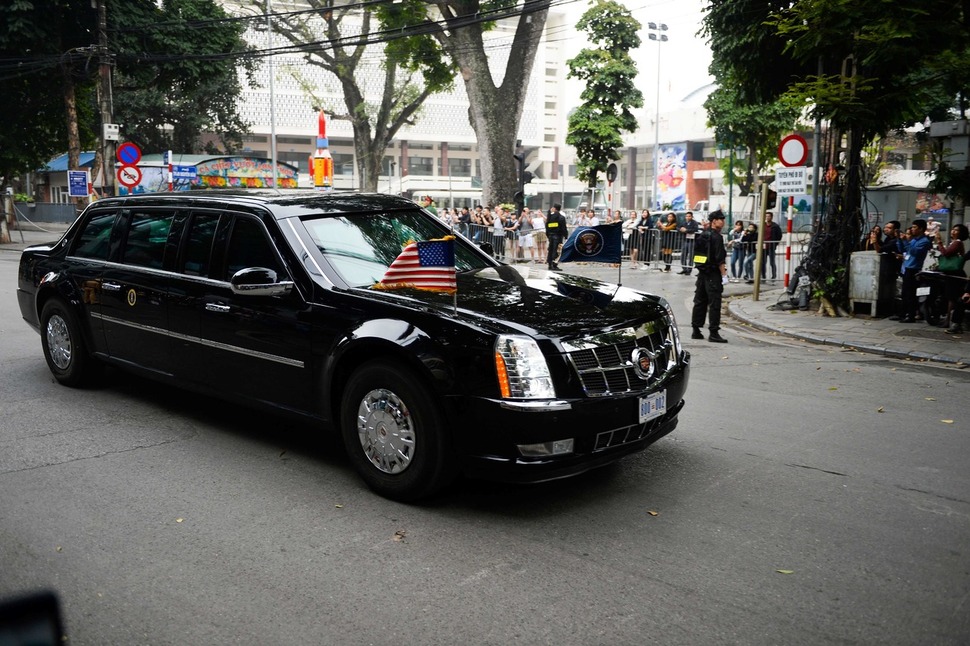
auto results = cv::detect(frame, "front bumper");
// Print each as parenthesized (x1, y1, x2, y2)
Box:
(452, 357, 690, 483)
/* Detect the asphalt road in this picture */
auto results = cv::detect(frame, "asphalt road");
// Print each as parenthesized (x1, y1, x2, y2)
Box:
(1, 251, 969, 645)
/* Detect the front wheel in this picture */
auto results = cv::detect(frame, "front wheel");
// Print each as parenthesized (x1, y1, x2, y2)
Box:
(40, 299, 100, 387)
(340, 361, 456, 502)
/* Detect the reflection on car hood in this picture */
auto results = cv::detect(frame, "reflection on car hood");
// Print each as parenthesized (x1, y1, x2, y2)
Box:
(361, 264, 667, 339)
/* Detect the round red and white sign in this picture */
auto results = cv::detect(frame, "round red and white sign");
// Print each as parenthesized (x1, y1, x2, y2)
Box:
(778, 134, 809, 167)
(117, 165, 142, 188)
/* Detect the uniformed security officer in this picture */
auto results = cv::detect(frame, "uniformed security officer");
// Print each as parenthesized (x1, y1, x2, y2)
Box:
(691, 210, 729, 343)
(545, 203, 568, 270)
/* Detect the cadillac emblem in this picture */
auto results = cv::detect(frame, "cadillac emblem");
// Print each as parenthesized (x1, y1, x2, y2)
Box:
(631, 347, 656, 381)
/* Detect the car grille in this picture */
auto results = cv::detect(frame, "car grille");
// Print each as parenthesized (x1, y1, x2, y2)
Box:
(563, 322, 677, 397)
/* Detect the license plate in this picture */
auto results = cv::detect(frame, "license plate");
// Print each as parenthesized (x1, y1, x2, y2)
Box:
(916, 286, 931, 296)
(639, 390, 667, 424)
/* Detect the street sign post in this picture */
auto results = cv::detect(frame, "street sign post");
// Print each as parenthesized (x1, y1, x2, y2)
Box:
(172, 165, 197, 180)
(116, 142, 142, 166)
(68, 170, 90, 198)
(117, 165, 142, 188)
(775, 167, 807, 197)
(778, 134, 809, 167)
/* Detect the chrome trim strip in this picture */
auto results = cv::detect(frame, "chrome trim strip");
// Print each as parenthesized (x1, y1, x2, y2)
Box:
(66, 256, 231, 288)
(286, 218, 333, 286)
(94, 312, 305, 368)
(496, 399, 573, 412)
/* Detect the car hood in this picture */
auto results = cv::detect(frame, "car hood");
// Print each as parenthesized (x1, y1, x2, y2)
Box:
(357, 264, 670, 339)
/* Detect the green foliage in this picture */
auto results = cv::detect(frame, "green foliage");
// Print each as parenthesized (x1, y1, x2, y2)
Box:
(0, 0, 98, 186)
(566, 0, 642, 185)
(110, 0, 255, 154)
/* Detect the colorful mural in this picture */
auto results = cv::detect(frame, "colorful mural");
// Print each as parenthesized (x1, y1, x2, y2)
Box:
(656, 144, 687, 211)
(117, 156, 298, 195)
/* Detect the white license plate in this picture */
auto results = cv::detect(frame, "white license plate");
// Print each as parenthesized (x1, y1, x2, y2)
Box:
(916, 286, 931, 296)
(639, 390, 667, 424)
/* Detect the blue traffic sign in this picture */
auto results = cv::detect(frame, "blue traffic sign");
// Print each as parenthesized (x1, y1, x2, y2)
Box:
(116, 142, 142, 166)
(172, 164, 197, 179)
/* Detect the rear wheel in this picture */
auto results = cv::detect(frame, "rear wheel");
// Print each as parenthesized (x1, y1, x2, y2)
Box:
(40, 299, 100, 387)
(340, 361, 456, 502)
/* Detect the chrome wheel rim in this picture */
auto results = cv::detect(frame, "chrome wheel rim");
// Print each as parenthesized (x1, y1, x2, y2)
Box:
(46, 314, 73, 371)
(356, 388, 415, 474)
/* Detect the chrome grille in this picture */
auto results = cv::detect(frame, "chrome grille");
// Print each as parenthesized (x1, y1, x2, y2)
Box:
(594, 418, 664, 452)
(563, 322, 676, 397)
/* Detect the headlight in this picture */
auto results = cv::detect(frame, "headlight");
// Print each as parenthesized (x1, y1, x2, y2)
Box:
(494, 335, 556, 399)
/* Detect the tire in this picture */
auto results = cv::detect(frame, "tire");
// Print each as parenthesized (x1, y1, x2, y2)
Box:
(340, 360, 456, 502)
(40, 299, 100, 387)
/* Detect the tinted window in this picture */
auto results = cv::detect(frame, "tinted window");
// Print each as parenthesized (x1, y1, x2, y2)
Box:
(122, 211, 174, 269)
(301, 210, 490, 287)
(73, 211, 117, 260)
(181, 212, 221, 276)
(223, 217, 285, 280)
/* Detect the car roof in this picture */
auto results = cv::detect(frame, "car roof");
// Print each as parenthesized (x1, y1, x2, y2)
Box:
(88, 190, 419, 219)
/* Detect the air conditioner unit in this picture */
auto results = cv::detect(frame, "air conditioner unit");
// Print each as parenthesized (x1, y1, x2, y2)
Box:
(928, 120, 970, 137)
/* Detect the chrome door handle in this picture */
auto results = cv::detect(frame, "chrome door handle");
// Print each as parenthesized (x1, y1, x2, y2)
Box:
(205, 303, 231, 313)
(102, 282, 122, 292)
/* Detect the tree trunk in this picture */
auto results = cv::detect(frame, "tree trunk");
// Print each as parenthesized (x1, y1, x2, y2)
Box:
(62, 64, 86, 211)
(437, 2, 550, 207)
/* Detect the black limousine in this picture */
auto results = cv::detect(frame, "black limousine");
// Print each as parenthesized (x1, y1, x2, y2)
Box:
(17, 191, 690, 501)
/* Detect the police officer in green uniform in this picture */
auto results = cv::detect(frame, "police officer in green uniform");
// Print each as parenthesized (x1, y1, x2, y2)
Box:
(691, 210, 729, 343)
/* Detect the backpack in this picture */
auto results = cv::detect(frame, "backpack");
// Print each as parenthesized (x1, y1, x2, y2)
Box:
(692, 231, 714, 268)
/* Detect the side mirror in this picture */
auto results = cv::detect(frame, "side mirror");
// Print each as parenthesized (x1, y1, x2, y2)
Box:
(230, 267, 294, 296)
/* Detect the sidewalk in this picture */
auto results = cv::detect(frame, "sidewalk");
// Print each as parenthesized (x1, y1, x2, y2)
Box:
(3, 225, 968, 366)
(727, 290, 970, 366)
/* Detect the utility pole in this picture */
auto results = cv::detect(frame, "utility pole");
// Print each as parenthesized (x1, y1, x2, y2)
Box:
(97, 0, 116, 197)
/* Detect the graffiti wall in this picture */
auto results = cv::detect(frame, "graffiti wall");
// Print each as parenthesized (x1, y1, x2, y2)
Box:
(118, 157, 299, 195)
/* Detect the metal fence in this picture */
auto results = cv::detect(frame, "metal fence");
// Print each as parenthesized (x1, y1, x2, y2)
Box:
(460, 221, 808, 284)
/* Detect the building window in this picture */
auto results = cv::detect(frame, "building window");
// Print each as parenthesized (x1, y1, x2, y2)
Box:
(408, 156, 434, 176)
(544, 133, 556, 143)
(545, 101, 556, 110)
(449, 143, 473, 152)
(447, 158, 472, 176)
(277, 136, 311, 145)
(242, 135, 267, 143)
(408, 142, 435, 150)
(278, 152, 308, 174)
(545, 67, 557, 77)
(333, 153, 355, 176)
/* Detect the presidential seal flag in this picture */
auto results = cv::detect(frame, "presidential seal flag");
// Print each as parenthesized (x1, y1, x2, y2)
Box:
(559, 223, 623, 264)
(377, 236, 457, 293)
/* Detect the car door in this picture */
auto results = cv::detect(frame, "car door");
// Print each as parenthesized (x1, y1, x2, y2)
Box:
(99, 208, 176, 375)
(194, 212, 311, 412)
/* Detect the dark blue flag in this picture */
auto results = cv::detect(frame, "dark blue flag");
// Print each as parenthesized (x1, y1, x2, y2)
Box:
(559, 223, 623, 264)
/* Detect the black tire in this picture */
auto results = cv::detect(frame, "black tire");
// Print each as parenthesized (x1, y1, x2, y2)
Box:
(40, 299, 100, 387)
(340, 360, 456, 502)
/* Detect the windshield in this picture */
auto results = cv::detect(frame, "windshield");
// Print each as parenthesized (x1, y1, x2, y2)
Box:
(301, 209, 494, 287)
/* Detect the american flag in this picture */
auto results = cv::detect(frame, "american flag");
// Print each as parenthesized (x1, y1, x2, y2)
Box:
(377, 237, 457, 293)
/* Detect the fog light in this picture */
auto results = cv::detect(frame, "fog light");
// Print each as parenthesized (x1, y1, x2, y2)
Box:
(517, 439, 575, 457)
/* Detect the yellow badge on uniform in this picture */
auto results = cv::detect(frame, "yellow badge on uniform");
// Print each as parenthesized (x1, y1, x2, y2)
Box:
(693, 255, 708, 265)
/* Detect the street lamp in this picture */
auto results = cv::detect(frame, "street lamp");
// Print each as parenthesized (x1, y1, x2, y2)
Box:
(648, 23, 668, 211)
(715, 142, 747, 226)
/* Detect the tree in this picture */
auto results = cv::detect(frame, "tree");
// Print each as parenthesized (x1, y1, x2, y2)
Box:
(703, 72, 801, 197)
(703, 0, 970, 308)
(0, 0, 98, 193)
(418, 0, 552, 207)
(565, 0, 643, 188)
(269, 0, 454, 192)
(110, 0, 256, 154)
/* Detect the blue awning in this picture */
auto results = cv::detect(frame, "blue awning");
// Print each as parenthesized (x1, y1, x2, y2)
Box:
(41, 152, 97, 172)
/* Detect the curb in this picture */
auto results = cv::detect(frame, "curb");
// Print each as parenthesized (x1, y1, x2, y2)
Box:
(727, 299, 968, 366)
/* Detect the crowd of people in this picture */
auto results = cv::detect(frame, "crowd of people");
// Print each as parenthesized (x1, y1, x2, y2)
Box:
(861, 217, 970, 334)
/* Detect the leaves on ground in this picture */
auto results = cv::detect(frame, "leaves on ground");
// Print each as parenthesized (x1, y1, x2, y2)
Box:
(941, 419, 954, 424)
(175, 518, 184, 523)
(776, 569, 795, 575)
(393, 529, 407, 542)
(647, 511, 659, 516)
(876, 406, 884, 413)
